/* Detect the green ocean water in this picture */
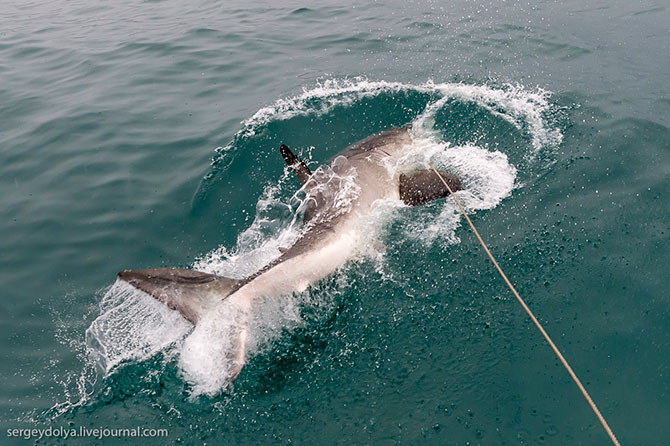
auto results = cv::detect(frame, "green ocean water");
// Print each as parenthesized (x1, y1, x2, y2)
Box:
(1, 1, 669, 445)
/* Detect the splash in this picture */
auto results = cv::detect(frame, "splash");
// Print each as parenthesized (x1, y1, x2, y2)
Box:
(237, 78, 562, 154)
(86, 280, 192, 373)
(43, 281, 192, 419)
(76, 78, 561, 399)
(396, 137, 517, 245)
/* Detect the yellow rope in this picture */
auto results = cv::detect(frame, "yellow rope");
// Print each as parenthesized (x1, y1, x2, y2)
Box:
(428, 162, 620, 446)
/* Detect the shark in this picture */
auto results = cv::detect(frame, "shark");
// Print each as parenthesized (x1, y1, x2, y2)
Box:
(117, 126, 461, 379)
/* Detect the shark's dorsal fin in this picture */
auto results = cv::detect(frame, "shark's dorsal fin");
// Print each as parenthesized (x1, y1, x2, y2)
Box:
(117, 268, 243, 325)
(399, 169, 462, 206)
(280, 144, 312, 185)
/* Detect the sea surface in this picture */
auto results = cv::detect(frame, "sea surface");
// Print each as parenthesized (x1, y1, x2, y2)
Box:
(1, 1, 669, 445)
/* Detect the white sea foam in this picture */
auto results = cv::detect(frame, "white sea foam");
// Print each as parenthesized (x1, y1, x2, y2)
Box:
(178, 297, 247, 395)
(395, 136, 517, 245)
(178, 290, 305, 395)
(83, 78, 560, 397)
(237, 78, 562, 154)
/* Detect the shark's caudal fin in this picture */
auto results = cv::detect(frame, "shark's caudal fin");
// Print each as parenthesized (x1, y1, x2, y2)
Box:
(399, 169, 462, 206)
(117, 268, 243, 325)
(280, 144, 312, 185)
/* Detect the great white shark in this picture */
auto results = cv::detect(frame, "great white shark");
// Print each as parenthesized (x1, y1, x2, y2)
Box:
(118, 126, 461, 379)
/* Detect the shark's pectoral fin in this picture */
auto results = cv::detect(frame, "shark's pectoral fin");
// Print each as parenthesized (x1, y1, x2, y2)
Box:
(280, 144, 312, 185)
(399, 169, 462, 206)
(117, 268, 242, 325)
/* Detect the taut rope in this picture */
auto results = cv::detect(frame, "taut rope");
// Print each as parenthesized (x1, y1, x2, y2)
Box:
(428, 162, 620, 446)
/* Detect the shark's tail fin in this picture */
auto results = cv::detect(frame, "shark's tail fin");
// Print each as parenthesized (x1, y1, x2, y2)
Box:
(117, 268, 243, 325)
(118, 268, 252, 381)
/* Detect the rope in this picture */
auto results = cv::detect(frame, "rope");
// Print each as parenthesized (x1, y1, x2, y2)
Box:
(427, 162, 620, 446)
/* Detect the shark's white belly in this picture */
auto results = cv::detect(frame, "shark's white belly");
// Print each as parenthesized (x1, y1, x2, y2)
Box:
(230, 225, 359, 307)
(229, 173, 398, 307)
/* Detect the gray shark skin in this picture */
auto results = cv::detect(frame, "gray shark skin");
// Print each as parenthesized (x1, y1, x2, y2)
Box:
(117, 126, 461, 377)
